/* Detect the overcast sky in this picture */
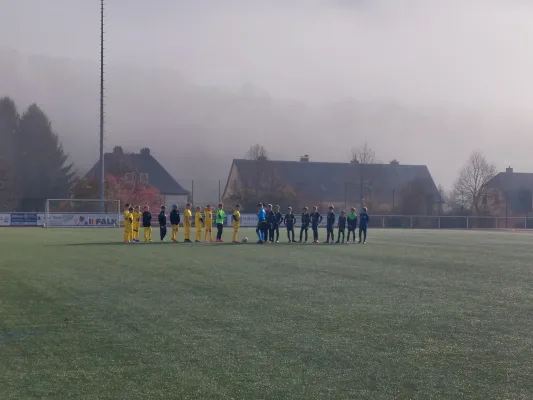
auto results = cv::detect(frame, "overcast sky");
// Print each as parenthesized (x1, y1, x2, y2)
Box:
(2, 0, 533, 189)
(2, 0, 533, 110)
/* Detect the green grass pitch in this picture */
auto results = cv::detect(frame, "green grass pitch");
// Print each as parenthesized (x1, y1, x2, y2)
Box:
(1, 227, 533, 399)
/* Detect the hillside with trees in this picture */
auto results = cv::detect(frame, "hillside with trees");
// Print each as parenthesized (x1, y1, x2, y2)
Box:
(2, 48, 532, 191)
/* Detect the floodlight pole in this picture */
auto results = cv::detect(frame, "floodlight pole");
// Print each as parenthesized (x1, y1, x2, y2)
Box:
(99, 0, 105, 209)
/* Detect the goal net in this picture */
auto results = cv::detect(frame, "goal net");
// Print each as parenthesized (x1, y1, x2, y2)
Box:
(44, 199, 121, 228)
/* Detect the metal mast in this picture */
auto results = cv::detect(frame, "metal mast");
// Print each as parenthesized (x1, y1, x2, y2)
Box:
(99, 0, 105, 204)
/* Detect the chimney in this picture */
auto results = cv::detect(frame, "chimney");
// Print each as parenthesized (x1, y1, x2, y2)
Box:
(300, 154, 309, 162)
(112, 146, 123, 156)
(390, 159, 399, 165)
(506, 166, 513, 174)
(140, 147, 151, 156)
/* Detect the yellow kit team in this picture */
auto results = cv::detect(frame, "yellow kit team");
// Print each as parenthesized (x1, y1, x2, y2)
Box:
(124, 203, 241, 243)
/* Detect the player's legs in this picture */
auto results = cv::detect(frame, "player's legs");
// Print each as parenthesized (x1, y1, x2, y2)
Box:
(287, 228, 291, 242)
(362, 228, 367, 242)
(171, 224, 177, 242)
(216, 223, 224, 241)
(124, 225, 130, 243)
(160, 225, 167, 241)
(196, 226, 202, 241)
(262, 225, 269, 242)
(143, 227, 148, 242)
(232, 225, 239, 242)
(299, 227, 304, 242)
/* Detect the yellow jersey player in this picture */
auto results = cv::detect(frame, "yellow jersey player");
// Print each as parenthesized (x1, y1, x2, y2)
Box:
(127, 206, 134, 242)
(123, 203, 131, 243)
(184, 202, 193, 243)
(204, 205, 213, 242)
(232, 204, 241, 243)
(195, 206, 204, 242)
(132, 206, 142, 242)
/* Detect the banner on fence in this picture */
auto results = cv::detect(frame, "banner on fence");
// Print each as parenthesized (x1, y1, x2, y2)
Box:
(10, 212, 40, 226)
(226, 213, 258, 227)
(47, 213, 119, 227)
(0, 213, 10, 226)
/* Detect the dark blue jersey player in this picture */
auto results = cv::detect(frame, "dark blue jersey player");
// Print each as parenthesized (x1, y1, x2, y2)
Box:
(359, 207, 369, 243)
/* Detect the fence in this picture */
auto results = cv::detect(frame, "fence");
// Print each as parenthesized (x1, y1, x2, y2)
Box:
(371, 215, 533, 230)
(227, 214, 533, 230)
(1, 212, 533, 230)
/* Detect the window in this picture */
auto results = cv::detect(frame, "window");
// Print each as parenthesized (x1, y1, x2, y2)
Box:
(139, 173, 149, 184)
(124, 172, 134, 183)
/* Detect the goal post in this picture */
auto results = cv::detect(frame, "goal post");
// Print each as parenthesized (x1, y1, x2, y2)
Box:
(44, 199, 121, 228)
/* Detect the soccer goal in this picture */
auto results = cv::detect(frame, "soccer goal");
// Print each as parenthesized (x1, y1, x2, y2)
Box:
(44, 199, 121, 228)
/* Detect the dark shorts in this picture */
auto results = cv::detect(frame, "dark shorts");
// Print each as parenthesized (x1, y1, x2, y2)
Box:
(257, 221, 268, 230)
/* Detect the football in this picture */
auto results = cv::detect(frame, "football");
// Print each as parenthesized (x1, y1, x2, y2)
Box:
(242, 237, 248, 243)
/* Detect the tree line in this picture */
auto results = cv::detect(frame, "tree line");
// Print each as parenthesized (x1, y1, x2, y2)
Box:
(0, 97, 74, 212)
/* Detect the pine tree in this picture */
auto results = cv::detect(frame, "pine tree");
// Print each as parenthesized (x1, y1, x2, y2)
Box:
(0, 97, 19, 211)
(15, 104, 74, 211)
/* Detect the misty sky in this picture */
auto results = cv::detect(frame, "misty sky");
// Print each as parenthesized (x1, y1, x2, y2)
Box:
(2, 0, 533, 110)
(2, 0, 533, 189)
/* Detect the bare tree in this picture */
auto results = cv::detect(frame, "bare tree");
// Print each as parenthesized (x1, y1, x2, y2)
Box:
(246, 144, 269, 161)
(349, 142, 376, 206)
(453, 151, 496, 214)
(349, 142, 376, 164)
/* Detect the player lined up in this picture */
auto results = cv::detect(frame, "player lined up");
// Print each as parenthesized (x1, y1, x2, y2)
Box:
(123, 203, 238, 244)
(124, 202, 369, 244)
(255, 203, 369, 244)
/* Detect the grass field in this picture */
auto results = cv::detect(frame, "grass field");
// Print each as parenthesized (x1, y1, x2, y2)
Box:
(1, 227, 533, 399)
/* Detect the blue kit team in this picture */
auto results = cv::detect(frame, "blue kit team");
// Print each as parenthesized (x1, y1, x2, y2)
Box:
(255, 203, 369, 244)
